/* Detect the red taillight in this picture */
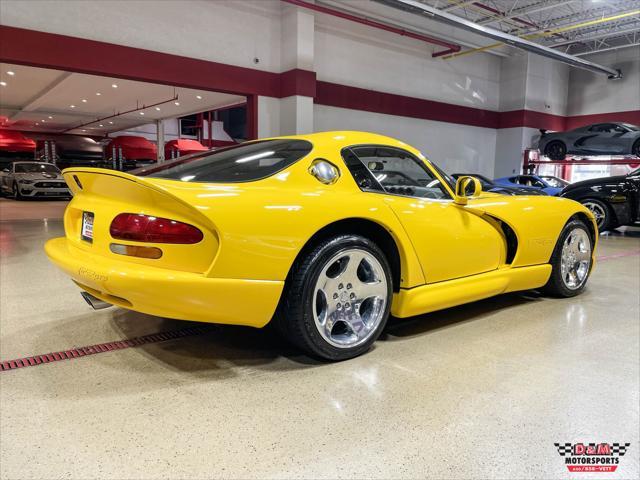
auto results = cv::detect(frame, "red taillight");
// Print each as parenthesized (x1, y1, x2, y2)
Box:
(109, 213, 203, 244)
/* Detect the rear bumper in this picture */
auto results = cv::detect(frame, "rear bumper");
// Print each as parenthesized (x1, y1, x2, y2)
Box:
(44, 237, 283, 327)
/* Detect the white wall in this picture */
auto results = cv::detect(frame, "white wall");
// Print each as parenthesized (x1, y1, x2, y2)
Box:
(567, 47, 640, 116)
(0, 0, 283, 73)
(314, 105, 497, 177)
(314, 12, 501, 111)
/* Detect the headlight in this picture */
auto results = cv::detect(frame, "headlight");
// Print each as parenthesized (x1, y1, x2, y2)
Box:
(18, 179, 34, 184)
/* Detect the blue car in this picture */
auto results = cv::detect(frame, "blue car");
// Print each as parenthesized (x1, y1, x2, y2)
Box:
(493, 174, 564, 196)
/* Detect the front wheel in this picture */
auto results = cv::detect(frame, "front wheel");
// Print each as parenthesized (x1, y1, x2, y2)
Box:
(12, 181, 23, 200)
(581, 198, 611, 231)
(275, 234, 392, 361)
(543, 219, 593, 297)
(544, 140, 567, 160)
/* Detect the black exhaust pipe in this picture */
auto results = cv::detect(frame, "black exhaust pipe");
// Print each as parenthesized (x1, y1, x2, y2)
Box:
(80, 291, 113, 310)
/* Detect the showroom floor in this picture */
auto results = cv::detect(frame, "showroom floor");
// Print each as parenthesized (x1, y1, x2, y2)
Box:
(1, 198, 638, 479)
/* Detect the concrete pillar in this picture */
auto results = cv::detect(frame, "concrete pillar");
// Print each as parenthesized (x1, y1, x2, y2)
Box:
(279, 2, 315, 135)
(156, 119, 165, 162)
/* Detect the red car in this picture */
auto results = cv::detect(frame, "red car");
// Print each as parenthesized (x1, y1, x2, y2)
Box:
(164, 139, 207, 159)
(105, 136, 157, 169)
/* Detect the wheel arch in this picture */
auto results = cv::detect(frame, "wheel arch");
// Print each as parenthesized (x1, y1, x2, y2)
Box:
(286, 218, 406, 292)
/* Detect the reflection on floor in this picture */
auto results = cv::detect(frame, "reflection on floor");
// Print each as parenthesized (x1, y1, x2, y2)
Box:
(1, 199, 639, 479)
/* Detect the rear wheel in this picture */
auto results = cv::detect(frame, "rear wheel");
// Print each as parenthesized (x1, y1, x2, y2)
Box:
(545, 141, 567, 161)
(543, 219, 593, 297)
(275, 234, 392, 361)
(581, 198, 611, 231)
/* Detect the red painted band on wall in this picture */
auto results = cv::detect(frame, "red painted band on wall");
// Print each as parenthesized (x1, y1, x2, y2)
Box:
(1, 25, 636, 132)
(316, 81, 500, 129)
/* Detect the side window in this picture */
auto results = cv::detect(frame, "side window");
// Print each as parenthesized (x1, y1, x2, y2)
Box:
(349, 146, 451, 200)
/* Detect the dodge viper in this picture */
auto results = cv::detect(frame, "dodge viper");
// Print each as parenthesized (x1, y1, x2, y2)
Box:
(538, 122, 640, 160)
(45, 132, 597, 360)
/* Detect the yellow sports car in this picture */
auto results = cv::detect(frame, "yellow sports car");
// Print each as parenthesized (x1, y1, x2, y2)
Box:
(45, 131, 597, 360)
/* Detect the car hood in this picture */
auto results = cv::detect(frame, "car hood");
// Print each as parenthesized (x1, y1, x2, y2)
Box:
(562, 175, 627, 192)
(14, 172, 63, 181)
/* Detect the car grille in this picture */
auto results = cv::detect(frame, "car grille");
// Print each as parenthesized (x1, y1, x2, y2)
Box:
(34, 182, 67, 188)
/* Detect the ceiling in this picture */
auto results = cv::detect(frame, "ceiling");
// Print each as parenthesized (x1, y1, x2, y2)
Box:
(416, 0, 640, 56)
(0, 63, 245, 135)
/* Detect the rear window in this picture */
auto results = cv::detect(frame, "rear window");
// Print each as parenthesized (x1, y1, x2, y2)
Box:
(135, 139, 312, 183)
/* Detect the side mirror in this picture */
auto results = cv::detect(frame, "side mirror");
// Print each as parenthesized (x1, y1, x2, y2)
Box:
(454, 176, 482, 205)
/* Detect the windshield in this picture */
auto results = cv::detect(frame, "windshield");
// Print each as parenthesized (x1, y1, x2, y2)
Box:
(541, 176, 569, 188)
(14, 163, 60, 174)
(622, 123, 639, 131)
(136, 140, 312, 183)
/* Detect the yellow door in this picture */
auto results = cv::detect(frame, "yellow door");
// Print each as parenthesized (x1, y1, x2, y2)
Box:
(384, 195, 504, 283)
(343, 145, 504, 284)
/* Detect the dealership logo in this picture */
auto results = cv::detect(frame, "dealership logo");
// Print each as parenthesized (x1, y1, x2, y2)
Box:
(554, 442, 630, 473)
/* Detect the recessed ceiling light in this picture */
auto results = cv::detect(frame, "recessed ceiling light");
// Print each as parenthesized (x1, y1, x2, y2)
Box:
(48, 116, 53, 119)
(108, 121, 113, 124)
(7, 71, 15, 76)
(111, 84, 118, 88)
(70, 104, 75, 108)
(174, 101, 180, 106)
(82, 99, 87, 103)
(35, 123, 39, 126)
(155, 107, 161, 111)
(96, 92, 101, 96)
(139, 111, 145, 115)
(0, 81, 6, 87)
(82, 129, 87, 132)
(99, 124, 104, 127)
(41, 119, 46, 122)
(196, 95, 202, 100)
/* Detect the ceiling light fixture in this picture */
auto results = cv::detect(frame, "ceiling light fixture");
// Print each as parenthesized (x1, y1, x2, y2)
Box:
(7, 71, 15, 76)
(112, 84, 118, 88)
(96, 92, 101, 96)
(48, 116, 53, 119)
(35, 123, 39, 126)
(108, 121, 114, 124)
(99, 124, 104, 127)
(82, 129, 87, 132)
(82, 99, 87, 103)
(70, 104, 75, 108)
(139, 111, 145, 115)
(155, 107, 161, 111)
(174, 101, 180, 106)
(196, 95, 202, 100)
(0, 81, 6, 87)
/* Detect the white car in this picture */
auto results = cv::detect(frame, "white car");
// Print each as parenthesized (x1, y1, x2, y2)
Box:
(0, 162, 70, 199)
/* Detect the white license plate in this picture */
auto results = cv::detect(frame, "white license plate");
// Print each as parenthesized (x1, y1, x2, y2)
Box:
(81, 211, 94, 243)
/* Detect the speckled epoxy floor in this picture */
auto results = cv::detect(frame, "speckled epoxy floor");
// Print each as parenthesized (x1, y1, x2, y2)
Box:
(1, 198, 639, 479)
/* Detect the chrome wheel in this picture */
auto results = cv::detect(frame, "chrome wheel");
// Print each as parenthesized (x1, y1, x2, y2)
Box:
(560, 228, 591, 290)
(582, 201, 606, 229)
(312, 248, 388, 349)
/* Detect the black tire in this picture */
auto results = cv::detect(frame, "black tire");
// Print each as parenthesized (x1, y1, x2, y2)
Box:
(543, 219, 593, 297)
(544, 140, 567, 161)
(274, 234, 393, 361)
(633, 139, 640, 158)
(12, 181, 22, 200)
(580, 198, 611, 232)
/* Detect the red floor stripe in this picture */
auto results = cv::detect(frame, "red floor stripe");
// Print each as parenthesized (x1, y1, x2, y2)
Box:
(0, 326, 211, 373)
(597, 249, 640, 261)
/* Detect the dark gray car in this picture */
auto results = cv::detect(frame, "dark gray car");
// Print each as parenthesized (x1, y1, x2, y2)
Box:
(538, 122, 640, 160)
(0, 162, 70, 199)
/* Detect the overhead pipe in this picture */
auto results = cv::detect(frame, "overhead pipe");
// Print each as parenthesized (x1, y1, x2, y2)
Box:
(281, 0, 461, 57)
(374, 0, 623, 79)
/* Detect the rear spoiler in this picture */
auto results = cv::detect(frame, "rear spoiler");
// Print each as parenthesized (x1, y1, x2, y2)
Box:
(61, 167, 216, 231)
